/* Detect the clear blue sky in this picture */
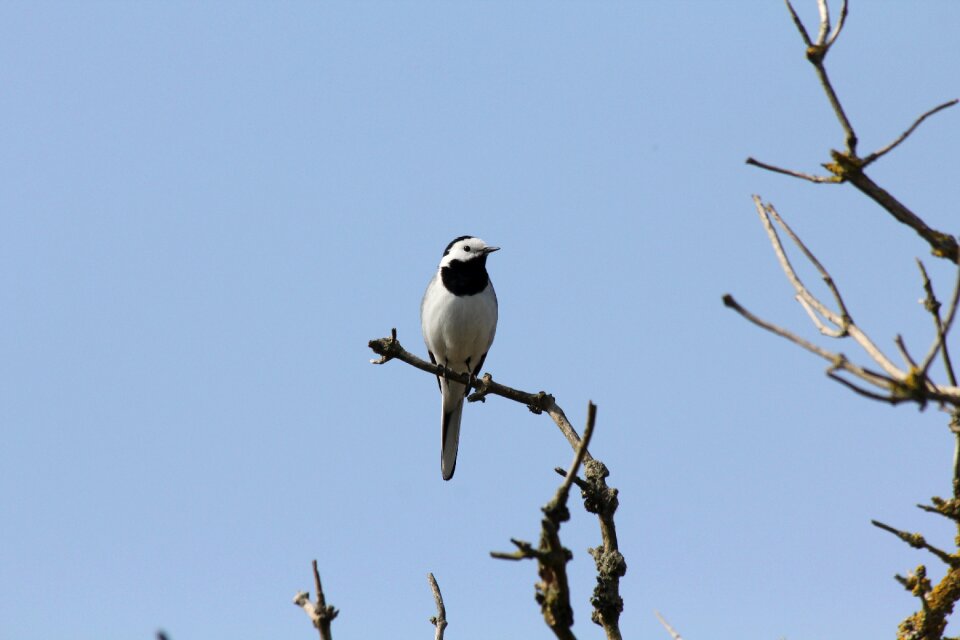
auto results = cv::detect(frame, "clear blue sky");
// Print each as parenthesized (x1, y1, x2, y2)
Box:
(2, 2, 959, 639)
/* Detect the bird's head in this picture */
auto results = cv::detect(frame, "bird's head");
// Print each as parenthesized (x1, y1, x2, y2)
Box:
(439, 236, 500, 268)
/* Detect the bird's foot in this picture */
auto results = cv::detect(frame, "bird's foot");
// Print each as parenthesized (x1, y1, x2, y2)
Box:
(467, 373, 493, 403)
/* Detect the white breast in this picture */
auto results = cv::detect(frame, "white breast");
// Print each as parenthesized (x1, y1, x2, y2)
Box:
(421, 275, 498, 374)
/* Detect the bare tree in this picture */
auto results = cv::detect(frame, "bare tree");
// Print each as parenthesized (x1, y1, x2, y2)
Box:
(295, 2, 960, 638)
(729, 1, 960, 638)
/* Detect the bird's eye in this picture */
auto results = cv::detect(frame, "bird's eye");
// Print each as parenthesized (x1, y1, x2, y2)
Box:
(463, 245, 471, 252)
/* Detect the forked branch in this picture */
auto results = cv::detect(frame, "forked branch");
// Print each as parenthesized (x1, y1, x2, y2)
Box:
(490, 403, 597, 640)
(292, 560, 339, 640)
(725, 197, 960, 408)
(369, 334, 625, 639)
(747, 1, 959, 263)
(739, 3, 960, 639)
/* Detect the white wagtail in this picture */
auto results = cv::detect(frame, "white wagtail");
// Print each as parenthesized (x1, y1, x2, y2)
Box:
(420, 236, 499, 480)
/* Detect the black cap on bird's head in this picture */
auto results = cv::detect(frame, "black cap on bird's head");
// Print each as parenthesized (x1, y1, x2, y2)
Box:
(440, 236, 500, 265)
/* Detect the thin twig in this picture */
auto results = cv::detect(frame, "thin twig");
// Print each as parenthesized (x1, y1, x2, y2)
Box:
(916, 498, 960, 522)
(765, 200, 852, 327)
(725, 292, 960, 405)
(825, 0, 848, 47)
(725, 294, 878, 382)
(427, 573, 447, 640)
(754, 198, 838, 328)
(556, 403, 596, 500)
(811, 47, 857, 154)
(755, 197, 904, 379)
(490, 538, 539, 561)
(797, 295, 845, 337)
(895, 335, 919, 371)
(918, 262, 960, 502)
(815, 0, 831, 45)
(918, 261, 959, 387)
(863, 99, 959, 167)
(872, 520, 958, 567)
(654, 611, 684, 640)
(826, 370, 906, 405)
(744, 157, 837, 183)
(784, 0, 813, 46)
(920, 264, 960, 379)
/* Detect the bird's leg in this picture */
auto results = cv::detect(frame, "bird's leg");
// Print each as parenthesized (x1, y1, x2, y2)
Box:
(464, 357, 478, 390)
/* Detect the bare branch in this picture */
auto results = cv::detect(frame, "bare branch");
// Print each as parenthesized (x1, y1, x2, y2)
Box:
(784, 0, 814, 46)
(863, 99, 959, 167)
(765, 200, 852, 326)
(761, 3, 959, 264)
(553, 403, 597, 505)
(554, 409, 626, 640)
(920, 264, 960, 379)
(427, 573, 447, 640)
(370, 332, 596, 459)
(838, 165, 960, 263)
(492, 406, 597, 640)
(369, 327, 399, 364)
(917, 262, 960, 503)
(542, 394, 594, 462)
(724, 294, 871, 379)
(654, 611, 684, 640)
(754, 198, 838, 328)
(826, 0, 847, 47)
(917, 497, 960, 523)
(815, 0, 831, 45)
(725, 292, 960, 406)
(826, 370, 906, 405)
(784, 0, 857, 151)
(369, 331, 555, 413)
(797, 295, 845, 337)
(745, 157, 838, 183)
(754, 197, 907, 380)
(813, 59, 856, 154)
(293, 561, 339, 640)
(918, 261, 959, 387)
(895, 335, 919, 371)
(490, 538, 540, 561)
(825, 0, 848, 47)
(872, 520, 958, 567)
(745, 5, 960, 637)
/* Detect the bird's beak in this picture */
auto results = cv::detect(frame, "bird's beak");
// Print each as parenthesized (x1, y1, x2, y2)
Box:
(482, 246, 500, 255)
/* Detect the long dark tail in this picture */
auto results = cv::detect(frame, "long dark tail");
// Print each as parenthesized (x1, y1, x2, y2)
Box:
(440, 398, 464, 481)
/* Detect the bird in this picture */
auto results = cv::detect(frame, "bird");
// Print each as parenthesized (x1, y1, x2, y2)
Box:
(420, 235, 499, 480)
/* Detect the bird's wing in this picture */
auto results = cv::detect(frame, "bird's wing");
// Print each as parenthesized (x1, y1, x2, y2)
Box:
(427, 350, 441, 392)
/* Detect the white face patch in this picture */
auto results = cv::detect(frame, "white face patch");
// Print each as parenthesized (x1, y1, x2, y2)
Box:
(440, 237, 490, 267)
